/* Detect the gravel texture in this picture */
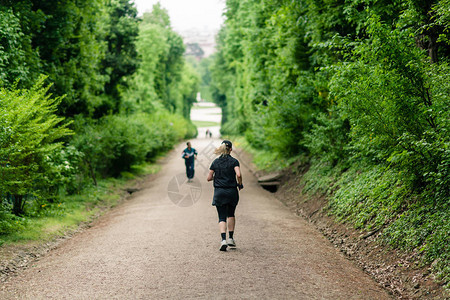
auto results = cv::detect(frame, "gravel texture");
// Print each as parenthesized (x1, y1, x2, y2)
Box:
(0, 138, 391, 299)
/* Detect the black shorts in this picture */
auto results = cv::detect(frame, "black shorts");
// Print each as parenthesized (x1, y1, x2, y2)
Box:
(212, 187, 239, 206)
(216, 204, 237, 222)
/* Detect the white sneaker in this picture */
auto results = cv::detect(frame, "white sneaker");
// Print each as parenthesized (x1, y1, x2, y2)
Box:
(227, 238, 236, 247)
(220, 240, 228, 251)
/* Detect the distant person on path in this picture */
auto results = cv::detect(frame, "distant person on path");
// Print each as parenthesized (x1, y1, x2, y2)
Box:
(182, 142, 198, 182)
(205, 129, 210, 138)
(207, 140, 243, 251)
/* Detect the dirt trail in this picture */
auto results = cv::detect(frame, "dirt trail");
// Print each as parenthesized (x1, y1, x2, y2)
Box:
(0, 138, 391, 299)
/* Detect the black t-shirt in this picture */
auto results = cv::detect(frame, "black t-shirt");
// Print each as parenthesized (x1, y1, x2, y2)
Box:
(210, 155, 240, 188)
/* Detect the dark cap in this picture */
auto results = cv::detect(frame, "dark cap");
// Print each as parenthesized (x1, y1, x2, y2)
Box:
(221, 140, 232, 149)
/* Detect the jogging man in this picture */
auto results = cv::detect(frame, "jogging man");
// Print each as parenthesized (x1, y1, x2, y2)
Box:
(182, 141, 198, 182)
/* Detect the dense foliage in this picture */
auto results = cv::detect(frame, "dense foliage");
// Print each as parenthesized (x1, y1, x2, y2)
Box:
(211, 0, 449, 286)
(123, 4, 199, 119)
(0, 2, 197, 234)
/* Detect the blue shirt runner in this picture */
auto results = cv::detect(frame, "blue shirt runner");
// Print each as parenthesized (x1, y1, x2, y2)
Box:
(182, 147, 198, 179)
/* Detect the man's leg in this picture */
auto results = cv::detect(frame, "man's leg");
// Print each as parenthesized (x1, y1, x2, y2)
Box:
(187, 161, 194, 179)
(185, 162, 190, 179)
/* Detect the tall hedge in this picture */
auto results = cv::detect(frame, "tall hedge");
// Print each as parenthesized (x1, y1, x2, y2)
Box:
(210, 0, 450, 286)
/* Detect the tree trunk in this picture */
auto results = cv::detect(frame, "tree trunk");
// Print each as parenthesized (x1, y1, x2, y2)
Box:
(86, 159, 97, 186)
(428, 33, 438, 64)
(416, 29, 439, 64)
(12, 194, 26, 216)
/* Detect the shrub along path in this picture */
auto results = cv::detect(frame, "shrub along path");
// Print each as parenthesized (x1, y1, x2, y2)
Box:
(0, 138, 390, 299)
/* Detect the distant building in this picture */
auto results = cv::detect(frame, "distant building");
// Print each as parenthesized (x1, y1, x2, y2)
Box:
(185, 43, 205, 60)
(179, 28, 218, 59)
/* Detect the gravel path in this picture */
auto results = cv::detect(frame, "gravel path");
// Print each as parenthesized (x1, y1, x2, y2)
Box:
(0, 138, 391, 299)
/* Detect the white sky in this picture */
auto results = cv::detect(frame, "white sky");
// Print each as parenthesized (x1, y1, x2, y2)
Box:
(133, 0, 226, 32)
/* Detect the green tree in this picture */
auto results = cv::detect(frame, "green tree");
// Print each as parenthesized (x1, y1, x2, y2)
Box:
(1, 0, 110, 117)
(124, 3, 194, 115)
(98, 0, 139, 117)
(172, 62, 200, 119)
(142, 2, 171, 28)
(29, 0, 108, 117)
(330, 17, 449, 192)
(123, 22, 168, 113)
(188, 56, 213, 101)
(0, 3, 41, 87)
(0, 78, 72, 215)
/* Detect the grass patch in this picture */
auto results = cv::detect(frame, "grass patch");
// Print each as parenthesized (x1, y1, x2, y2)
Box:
(0, 161, 161, 246)
(301, 158, 450, 289)
(192, 120, 220, 127)
(191, 105, 218, 109)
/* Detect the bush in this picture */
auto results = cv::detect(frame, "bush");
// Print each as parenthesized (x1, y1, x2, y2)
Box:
(0, 201, 27, 235)
(304, 110, 350, 166)
(0, 77, 72, 215)
(37, 145, 85, 198)
(72, 111, 194, 179)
